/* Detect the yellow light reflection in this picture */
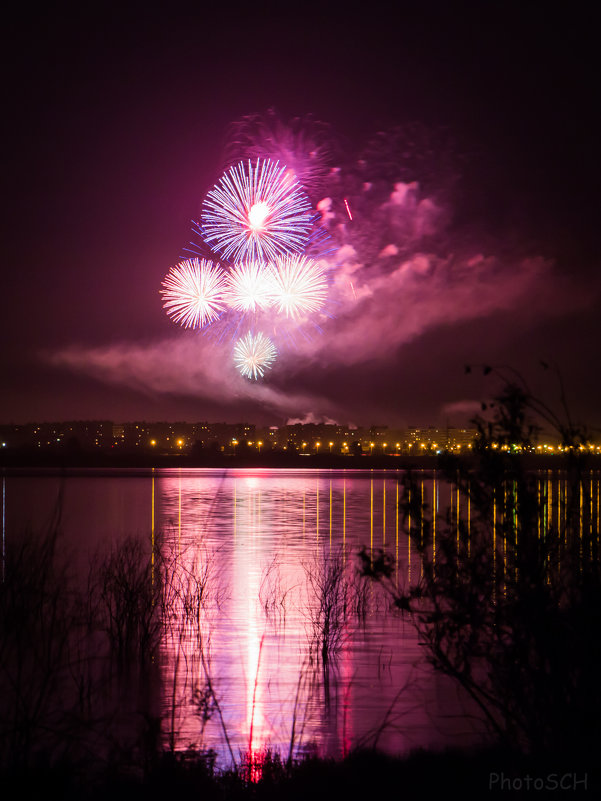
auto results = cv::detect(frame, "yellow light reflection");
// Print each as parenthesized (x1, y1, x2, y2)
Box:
(316, 479, 319, 543)
(151, 468, 155, 585)
(343, 479, 346, 558)
(395, 481, 399, 584)
(370, 478, 374, 556)
(432, 472, 437, 566)
(329, 480, 332, 548)
(383, 479, 386, 546)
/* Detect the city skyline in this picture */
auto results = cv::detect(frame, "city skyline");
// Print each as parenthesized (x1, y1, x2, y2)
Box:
(3, 416, 594, 456)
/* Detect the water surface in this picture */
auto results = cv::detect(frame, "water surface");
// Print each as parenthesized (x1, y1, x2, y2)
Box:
(6, 466, 594, 765)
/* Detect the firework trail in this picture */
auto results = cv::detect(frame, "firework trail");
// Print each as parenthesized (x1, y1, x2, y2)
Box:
(201, 158, 313, 263)
(224, 261, 275, 313)
(225, 109, 338, 201)
(268, 254, 328, 319)
(161, 258, 227, 329)
(181, 219, 217, 261)
(233, 331, 277, 380)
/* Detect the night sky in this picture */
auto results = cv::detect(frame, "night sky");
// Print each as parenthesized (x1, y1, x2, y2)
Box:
(2, 1, 600, 431)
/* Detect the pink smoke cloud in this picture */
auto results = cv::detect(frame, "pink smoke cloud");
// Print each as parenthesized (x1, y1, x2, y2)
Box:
(49, 335, 338, 419)
(46, 165, 596, 422)
(285, 412, 341, 425)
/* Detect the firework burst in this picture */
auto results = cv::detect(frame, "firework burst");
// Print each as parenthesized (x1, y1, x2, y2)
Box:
(201, 158, 313, 262)
(233, 331, 277, 380)
(161, 258, 227, 329)
(224, 261, 275, 313)
(225, 110, 338, 200)
(269, 254, 328, 319)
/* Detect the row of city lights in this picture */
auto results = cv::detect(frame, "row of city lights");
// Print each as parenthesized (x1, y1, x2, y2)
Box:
(144, 439, 601, 453)
(3, 440, 601, 453)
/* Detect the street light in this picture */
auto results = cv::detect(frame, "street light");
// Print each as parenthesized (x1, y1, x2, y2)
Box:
(258, 440, 263, 453)
(315, 442, 321, 453)
(329, 441, 334, 452)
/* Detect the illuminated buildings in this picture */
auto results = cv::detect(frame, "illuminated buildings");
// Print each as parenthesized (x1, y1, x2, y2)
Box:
(2, 420, 598, 457)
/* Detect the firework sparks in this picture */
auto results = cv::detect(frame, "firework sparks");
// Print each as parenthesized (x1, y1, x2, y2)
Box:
(161, 258, 227, 328)
(269, 254, 328, 319)
(224, 261, 275, 313)
(225, 110, 337, 199)
(233, 331, 277, 380)
(201, 158, 313, 262)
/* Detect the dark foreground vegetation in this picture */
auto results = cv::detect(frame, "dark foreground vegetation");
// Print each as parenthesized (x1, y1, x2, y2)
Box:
(3, 744, 596, 800)
(360, 369, 601, 784)
(1, 369, 599, 797)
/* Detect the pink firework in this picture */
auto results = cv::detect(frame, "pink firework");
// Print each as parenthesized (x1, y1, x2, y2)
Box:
(268, 254, 328, 319)
(224, 261, 275, 313)
(201, 158, 313, 262)
(161, 258, 227, 329)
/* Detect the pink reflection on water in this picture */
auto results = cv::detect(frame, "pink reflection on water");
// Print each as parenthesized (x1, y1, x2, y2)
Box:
(4, 467, 597, 768)
(154, 469, 488, 766)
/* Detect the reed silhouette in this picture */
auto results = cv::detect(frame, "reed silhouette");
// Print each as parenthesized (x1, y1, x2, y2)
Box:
(304, 549, 351, 665)
(360, 366, 601, 757)
(0, 515, 78, 771)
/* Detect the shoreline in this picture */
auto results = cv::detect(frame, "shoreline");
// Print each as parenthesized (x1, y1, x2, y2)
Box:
(1, 450, 597, 473)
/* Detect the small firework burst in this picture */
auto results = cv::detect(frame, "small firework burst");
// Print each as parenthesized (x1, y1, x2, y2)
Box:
(161, 258, 227, 329)
(224, 261, 275, 313)
(233, 331, 277, 380)
(269, 254, 328, 319)
(201, 158, 313, 262)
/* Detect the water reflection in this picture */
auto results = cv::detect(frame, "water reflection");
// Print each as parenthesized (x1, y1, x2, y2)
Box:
(154, 469, 486, 763)
(2, 467, 599, 766)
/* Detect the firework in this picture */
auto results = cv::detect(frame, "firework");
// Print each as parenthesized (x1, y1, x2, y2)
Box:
(201, 158, 313, 262)
(161, 258, 227, 329)
(224, 261, 275, 313)
(233, 331, 277, 380)
(225, 110, 337, 199)
(268, 254, 328, 319)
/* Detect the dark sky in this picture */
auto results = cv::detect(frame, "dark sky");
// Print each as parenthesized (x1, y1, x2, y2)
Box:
(2, 1, 600, 431)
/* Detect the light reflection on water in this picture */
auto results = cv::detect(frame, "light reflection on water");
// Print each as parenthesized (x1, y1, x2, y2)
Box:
(5, 467, 598, 765)
(153, 469, 484, 764)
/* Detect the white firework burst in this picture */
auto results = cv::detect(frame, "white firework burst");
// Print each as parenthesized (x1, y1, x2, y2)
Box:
(268, 254, 328, 319)
(201, 158, 313, 262)
(160, 258, 227, 328)
(224, 261, 275, 313)
(233, 331, 277, 380)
